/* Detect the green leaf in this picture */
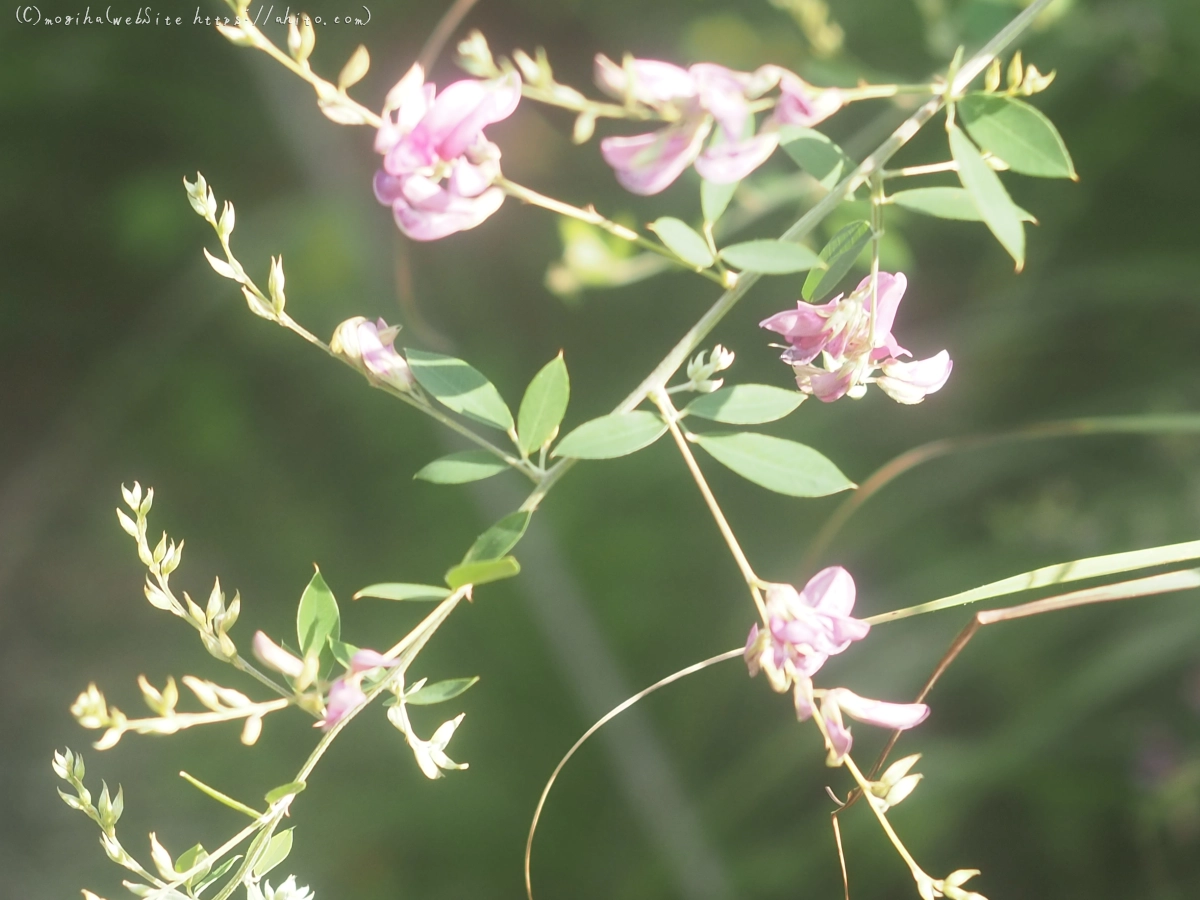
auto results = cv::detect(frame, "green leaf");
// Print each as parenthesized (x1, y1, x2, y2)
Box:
(958, 93, 1076, 179)
(719, 240, 824, 274)
(406, 676, 480, 706)
(174, 844, 210, 887)
(296, 567, 340, 658)
(405, 349, 514, 431)
(414, 450, 509, 484)
(353, 583, 451, 602)
(463, 510, 531, 563)
(649, 217, 715, 268)
(445, 556, 521, 590)
(890, 187, 1035, 222)
(870, 537, 1200, 625)
(328, 638, 360, 668)
(802, 220, 872, 302)
(517, 353, 570, 456)
(194, 856, 241, 892)
(264, 782, 307, 804)
(701, 179, 737, 225)
(780, 126, 855, 190)
(250, 828, 293, 879)
(692, 432, 855, 497)
(551, 411, 667, 459)
(949, 124, 1025, 269)
(684, 385, 805, 424)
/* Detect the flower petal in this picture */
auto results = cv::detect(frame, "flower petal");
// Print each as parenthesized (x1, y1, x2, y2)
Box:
(828, 688, 930, 730)
(600, 119, 711, 195)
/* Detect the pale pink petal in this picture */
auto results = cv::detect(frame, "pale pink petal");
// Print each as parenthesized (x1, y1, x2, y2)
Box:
(390, 179, 506, 241)
(820, 693, 853, 763)
(774, 71, 844, 127)
(854, 271, 910, 358)
(793, 677, 815, 721)
(828, 688, 930, 731)
(600, 119, 711, 195)
(252, 631, 304, 679)
(695, 131, 780, 183)
(349, 649, 397, 673)
(594, 54, 695, 104)
(320, 678, 366, 730)
(420, 73, 521, 161)
(876, 351, 953, 405)
(803, 566, 857, 616)
(690, 63, 752, 139)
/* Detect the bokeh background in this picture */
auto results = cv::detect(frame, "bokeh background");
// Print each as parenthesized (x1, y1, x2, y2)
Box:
(4, 0, 1200, 897)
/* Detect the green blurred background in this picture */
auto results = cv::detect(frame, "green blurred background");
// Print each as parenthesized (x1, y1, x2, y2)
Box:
(4, 0, 1200, 897)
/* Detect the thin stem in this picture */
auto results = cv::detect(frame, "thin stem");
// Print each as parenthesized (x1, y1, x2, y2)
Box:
(800, 414, 1200, 576)
(868, 171, 884, 340)
(497, 178, 727, 286)
(653, 391, 768, 622)
(883, 159, 959, 179)
(840, 753, 929, 881)
(237, 21, 383, 128)
(418, 0, 482, 72)
(840, 83, 941, 102)
(520, 84, 665, 122)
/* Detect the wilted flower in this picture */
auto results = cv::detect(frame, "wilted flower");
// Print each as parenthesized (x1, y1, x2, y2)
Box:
(330, 316, 415, 391)
(760, 272, 952, 404)
(595, 56, 842, 195)
(811, 688, 930, 765)
(373, 63, 521, 240)
(744, 566, 870, 692)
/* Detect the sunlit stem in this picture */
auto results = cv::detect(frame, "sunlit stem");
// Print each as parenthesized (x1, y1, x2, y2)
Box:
(520, 84, 664, 122)
(652, 390, 769, 622)
(497, 178, 727, 286)
(868, 171, 884, 341)
(119, 698, 290, 738)
(208, 229, 539, 480)
(234, 21, 383, 128)
(168, 589, 470, 900)
(883, 159, 960, 178)
(840, 83, 941, 102)
(842, 752, 932, 884)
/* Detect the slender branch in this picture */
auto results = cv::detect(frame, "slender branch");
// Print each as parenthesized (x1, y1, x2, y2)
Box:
(800, 414, 1200, 576)
(418, 0, 482, 72)
(524, 648, 742, 900)
(498, 178, 728, 286)
(652, 391, 768, 621)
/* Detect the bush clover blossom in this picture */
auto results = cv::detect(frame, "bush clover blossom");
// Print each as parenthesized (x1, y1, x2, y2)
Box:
(595, 56, 843, 195)
(760, 272, 953, 404)
(743, 566, 871, 692)
(317, 648, 398, 731)
(373, 63, 521, 240)
(330, 316, 415, 391)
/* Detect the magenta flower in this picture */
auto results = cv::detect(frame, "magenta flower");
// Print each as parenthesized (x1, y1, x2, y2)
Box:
(812, 688, 930, 765)
(373, 63, 520, 240)
(760, 272, 952, 404)
(771, 69, 846, 128)
(744, 566, 871, 692)
(318, 677, 366, 731)
(330, 316, 414, 391)
(595, 56, 841, 195)
(349, 649, 397, 673)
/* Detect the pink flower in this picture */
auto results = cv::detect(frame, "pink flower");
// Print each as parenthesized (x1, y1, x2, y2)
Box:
(349, 649, 397, 673)
(744, 566, 871, 692)
(252, 631, 304, 679)
(330, 316, 415, 391)
(318, 677, 366, 731)
(373, 64, 520, 240)
(595, 56, 842, 195)
(760, 272, 952, 404)
(812, 688, 930, 765)
(771, 69, 845, 128)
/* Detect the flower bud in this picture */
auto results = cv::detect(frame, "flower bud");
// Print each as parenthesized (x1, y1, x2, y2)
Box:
(330, 317, 415, 392)
(252, 631, 304, 679)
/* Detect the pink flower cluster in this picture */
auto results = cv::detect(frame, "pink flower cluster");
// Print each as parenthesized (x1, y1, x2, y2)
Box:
(744, 567, 928, 764)
(760, 272, 953, 404)
(595, 56, 843, 195)
(373, 64, 520, 240)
